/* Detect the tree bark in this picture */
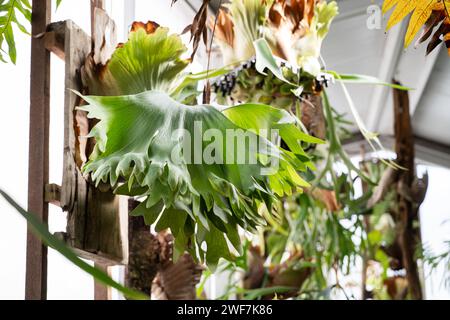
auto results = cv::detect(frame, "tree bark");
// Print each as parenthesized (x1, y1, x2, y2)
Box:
(392, 80, 423, 300)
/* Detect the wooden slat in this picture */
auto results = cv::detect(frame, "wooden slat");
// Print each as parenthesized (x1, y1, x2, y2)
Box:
(44, 183, 61, 207)
(59, 19, 127, 265)
(94, 263, 112, 300)
(43, 21, 66, 61)
(61, 19, 91, 251)
(25, 0, 52, 300)
(91, 2, 111, 304)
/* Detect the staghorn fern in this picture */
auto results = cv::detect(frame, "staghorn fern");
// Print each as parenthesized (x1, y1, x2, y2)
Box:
(211, 0, 338, 75)
(79, 22, 322, 268)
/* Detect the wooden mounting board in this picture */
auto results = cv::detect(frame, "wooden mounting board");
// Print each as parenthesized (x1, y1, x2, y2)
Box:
(45, 18, 127, 266)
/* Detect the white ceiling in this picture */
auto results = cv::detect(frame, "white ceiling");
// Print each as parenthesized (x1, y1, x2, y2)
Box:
(187, 0, 450, 152)
(413, 49, 450, 146)
(322, 0, 450, 149)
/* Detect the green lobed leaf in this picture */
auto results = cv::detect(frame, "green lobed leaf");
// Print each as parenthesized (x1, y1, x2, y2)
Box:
(78, 90, 316, 266)
(82, 27, 190, 96)
(316, 1, 339, 39)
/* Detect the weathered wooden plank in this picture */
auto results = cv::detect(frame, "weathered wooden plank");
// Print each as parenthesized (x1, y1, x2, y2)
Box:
(26, 0, 52, 300)
(44, 183, 61, 207)
(94, 263, 112, 300)
(83, 190, 128, 263)
(43, 21, 66, 61)
(60, 17, 127, 265)
(61, 20, 91, 250)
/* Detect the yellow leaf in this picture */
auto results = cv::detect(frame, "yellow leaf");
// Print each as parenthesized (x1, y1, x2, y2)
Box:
(386, 0, 417, 30)
(382, 0, 400, 14)
(404, 0, 436, 47)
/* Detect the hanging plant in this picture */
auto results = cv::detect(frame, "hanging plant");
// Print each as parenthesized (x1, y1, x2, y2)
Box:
(202, 0, 416, 300)
(79, 22, 323, 268)
(211, 0, 338, 110)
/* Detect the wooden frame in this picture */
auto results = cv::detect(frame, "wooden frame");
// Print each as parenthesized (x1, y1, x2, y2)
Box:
(43, 17, 128, 265)
(26, 2, 127, 300)
(26, 0, 52, 300)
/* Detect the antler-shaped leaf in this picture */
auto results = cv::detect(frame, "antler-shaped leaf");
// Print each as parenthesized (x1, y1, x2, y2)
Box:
(82, 25, 190, 96)
(78, 90, 319, 267)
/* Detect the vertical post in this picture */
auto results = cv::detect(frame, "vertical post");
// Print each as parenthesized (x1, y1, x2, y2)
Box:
(26, 0, 52, 300)
(393, 80, 423, 300)
(94, 264, 112, 300)
(90, 0, 112, 301)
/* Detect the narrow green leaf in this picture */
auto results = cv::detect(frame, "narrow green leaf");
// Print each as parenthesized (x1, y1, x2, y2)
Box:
(0, 189, 148, 300)
(4, 23, 16, 64)
(326, 71, 412, 90)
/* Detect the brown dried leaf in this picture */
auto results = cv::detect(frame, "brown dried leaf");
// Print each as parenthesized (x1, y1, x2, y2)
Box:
(311, 188, 341, 212)
(426, 18, 450, 54)
(209, 8, 235, 47)
(183, 0, 210, 60)
(415, 10, 444, 46)
(268, 0, 317, 63)
(93, 8, 118, 66)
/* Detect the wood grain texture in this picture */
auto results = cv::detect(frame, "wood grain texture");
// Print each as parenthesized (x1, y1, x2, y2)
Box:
(94, 263, 112, 300)
(61, 20, 91, 250)
(59, 19, 127, 265)
(26, 0, 51, 300)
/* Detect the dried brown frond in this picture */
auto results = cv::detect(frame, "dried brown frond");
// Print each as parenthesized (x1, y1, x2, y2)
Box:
(182, 0, 211, 61)
(131, 21, 160, 34)
(267, 0, 317, 63)
(209, 8, 235, 48)
(268, 0, 316, 35)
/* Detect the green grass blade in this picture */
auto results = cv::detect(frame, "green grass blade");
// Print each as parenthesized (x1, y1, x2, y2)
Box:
(0, 188, 149, 300)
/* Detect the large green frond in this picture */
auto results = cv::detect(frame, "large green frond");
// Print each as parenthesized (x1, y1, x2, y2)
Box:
(78, 90, 317, 267)
(82, 27, 190, 96)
